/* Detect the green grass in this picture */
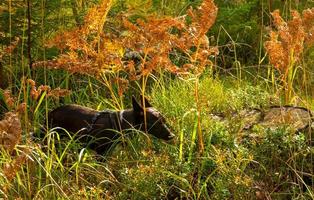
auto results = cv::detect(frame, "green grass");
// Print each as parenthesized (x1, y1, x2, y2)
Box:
(1, 0, 314, 199)
(1, 74, 313, 199)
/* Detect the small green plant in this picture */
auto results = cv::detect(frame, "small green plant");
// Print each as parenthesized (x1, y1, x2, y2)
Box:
(0, 0, 313, 199)
(244, 126, 314, 199)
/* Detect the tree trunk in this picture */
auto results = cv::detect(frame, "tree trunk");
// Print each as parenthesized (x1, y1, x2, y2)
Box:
(0, 62, 8, 89)
(27, 0, 32, 71)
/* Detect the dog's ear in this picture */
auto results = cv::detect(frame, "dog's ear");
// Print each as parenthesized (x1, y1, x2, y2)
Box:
(132, 95, 143, 114)
(140, 95, 153, 108)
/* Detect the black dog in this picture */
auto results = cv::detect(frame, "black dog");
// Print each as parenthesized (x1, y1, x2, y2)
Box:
(47, 96, 175, 154)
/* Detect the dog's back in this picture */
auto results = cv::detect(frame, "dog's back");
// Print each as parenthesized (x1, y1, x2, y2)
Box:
(47, 104, 122, 154)
(48, 104, 98, 133)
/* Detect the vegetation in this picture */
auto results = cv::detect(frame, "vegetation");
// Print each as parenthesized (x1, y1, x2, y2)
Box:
(0, 0, 313, 199)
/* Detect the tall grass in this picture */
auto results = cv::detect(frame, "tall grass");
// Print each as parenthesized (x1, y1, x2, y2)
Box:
(0, 0, 313, 199)
(0, 69, 313, 199)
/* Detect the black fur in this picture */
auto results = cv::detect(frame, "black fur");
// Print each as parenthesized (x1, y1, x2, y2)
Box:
(46, 96, 175, 154)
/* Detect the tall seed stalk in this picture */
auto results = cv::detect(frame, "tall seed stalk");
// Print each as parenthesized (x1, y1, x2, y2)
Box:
(265, 8, 314, 103)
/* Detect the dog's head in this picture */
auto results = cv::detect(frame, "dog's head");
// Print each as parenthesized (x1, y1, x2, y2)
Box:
(132, 96, 175, 140)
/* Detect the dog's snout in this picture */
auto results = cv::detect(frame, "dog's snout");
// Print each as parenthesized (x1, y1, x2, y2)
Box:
(165, 126, 175, 140)
(162, 125, 175, 140)
(168, 132, 175, 139)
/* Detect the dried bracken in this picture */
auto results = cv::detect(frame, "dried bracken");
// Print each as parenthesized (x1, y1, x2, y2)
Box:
(264, 8, 314, 102)
(264, 10, 306, 75)
(0, 36, 20, 89)
(3, 89, 15, 109)
(0, 36, 20, 60)
(112, 77, 129, 96)
(34, 0, 218, 80)
(2, 153, 27, 182)
(0, 112, 22, 152)
(121, 0, 218, 76)
(16, 103, 27, 114)
(27, 79, 71, 101)
(302, 8, 314, 45)
(84, 0, 114, 34)
(33, 0, 119, 76)
(121, 16, 186, 76)
(187, 0, 218, 39)
(2, 80, 69, 119)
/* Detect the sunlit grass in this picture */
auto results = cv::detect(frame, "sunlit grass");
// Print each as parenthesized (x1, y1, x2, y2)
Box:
(0, 0, 313, 199)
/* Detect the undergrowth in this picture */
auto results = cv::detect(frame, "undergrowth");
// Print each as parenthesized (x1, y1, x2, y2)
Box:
(0, 0, 313, 199)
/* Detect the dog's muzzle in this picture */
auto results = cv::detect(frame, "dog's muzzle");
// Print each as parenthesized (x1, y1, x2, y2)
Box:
(168, 132, 175, 139)
(165, 125, 175, 140)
